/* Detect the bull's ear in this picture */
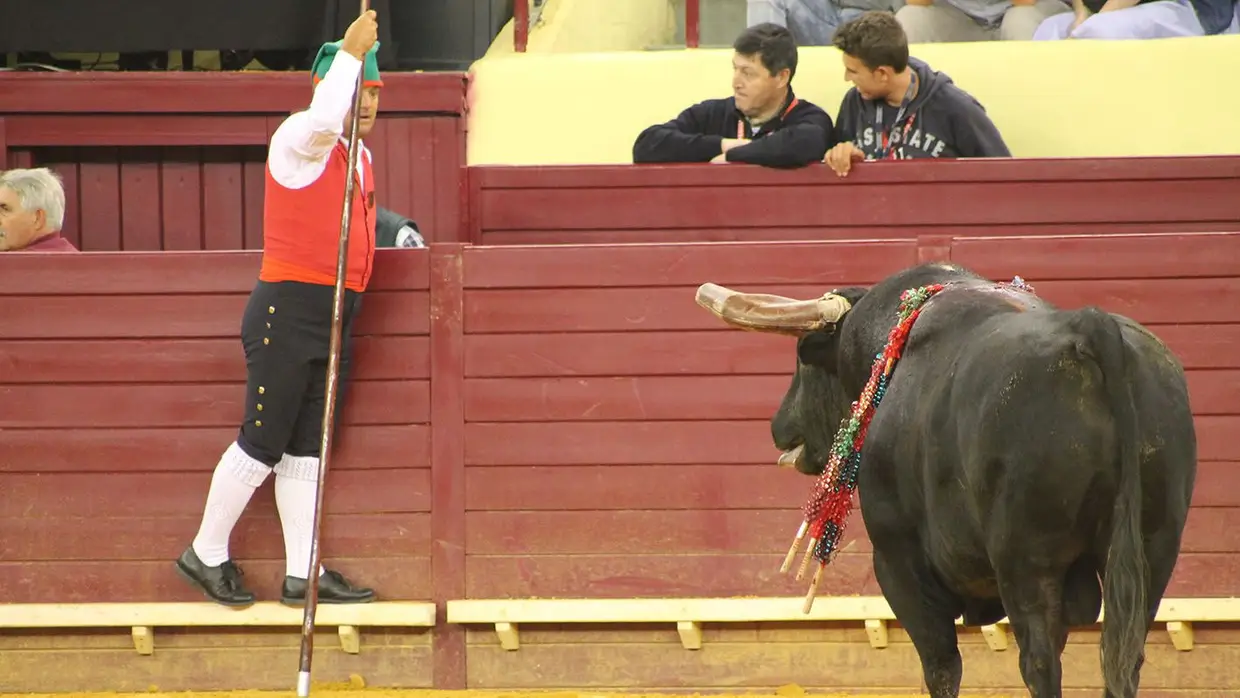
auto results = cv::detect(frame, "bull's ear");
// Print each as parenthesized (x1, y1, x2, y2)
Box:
(796, 328, 838, 367)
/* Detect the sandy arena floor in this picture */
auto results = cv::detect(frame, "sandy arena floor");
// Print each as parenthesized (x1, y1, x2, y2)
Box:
(0, 694, 948, 698)
(0, 689, 959, 698)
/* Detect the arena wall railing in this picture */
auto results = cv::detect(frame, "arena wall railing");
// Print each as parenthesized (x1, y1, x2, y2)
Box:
(1, 232, 1237, 693)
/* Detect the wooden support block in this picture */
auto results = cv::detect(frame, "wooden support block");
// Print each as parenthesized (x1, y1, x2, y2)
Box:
(0, 601, 436, 629)
(131, 626, 154, 655)
(495, 621, 520, 651)
(444, 596, 1240, 653)
(981, 624, 1008, 651)
(1167, 621, 1194, 651)
(447, 596, 901, 624)
(0, 600, 434, 659)
(864, 619, 888, 649)
(337, 625, 360, 654)
(677, 620, 703, 650)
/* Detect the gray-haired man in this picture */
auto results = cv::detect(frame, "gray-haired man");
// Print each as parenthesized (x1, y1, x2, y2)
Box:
(0, 167, 76, 252)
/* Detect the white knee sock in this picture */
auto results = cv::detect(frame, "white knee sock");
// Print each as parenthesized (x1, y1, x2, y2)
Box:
(274, 454, 327, 580)
(191, 441, 272, 567)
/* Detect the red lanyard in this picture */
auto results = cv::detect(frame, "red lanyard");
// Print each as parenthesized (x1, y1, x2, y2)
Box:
(738, 98, 799, 139)
(875, 74, 918, 159)
(878, 115, 917, 160)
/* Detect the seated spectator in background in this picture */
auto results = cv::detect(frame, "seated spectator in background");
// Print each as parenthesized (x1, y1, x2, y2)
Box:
(1032, 0, 1237, 39)
(747, 0, 906, 46)
(896, 0, 1071, 41)
(0, 168, 77, 252)
(824, 12, 1010, 176)
(632, 23, 833, 168)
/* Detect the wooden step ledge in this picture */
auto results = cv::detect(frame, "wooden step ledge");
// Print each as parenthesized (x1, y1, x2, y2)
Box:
(446, 596, 1240, 653)
(0, 600, 436, 656)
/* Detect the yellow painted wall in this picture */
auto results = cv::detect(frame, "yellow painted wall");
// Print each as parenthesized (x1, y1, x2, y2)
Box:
(466, 34, 1240, 165)
(485, 0, 677, 58)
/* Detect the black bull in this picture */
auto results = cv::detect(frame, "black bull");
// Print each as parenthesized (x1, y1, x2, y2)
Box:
(696, 262, 1196, 698)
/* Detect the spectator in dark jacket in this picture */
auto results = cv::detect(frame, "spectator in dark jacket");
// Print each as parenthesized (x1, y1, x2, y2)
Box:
(376, 206, 425, 248)
(632, 23, 833, 168)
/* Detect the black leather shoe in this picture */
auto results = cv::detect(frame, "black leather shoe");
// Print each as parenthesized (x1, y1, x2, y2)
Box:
(280, 569, 376, 606)
(175, 546, 256, 607)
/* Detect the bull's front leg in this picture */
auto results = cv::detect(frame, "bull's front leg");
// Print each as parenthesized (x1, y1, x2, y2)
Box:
(871, 546, 964, 698)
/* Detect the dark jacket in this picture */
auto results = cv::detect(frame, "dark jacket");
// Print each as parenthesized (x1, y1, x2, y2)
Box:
(1082, 0, 1235, 33)
(376, 206, 425, 248)
(1191, 0, 1237, 34)
(835, 57, 1010, 161)
(632, 89, 833, 168)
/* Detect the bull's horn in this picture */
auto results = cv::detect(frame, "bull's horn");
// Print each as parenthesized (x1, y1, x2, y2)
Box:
(695, 282, 851, 334)
(777, 444, 805, 469)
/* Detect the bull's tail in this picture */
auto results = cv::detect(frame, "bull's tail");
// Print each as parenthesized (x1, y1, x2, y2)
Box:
(1073, 306, 1147, 698)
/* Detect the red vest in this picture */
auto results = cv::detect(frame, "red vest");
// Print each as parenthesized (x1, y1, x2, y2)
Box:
(261, 141, 376, 292)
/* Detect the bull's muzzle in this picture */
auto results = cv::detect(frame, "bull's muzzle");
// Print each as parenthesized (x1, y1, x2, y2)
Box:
(695, 282, 851, 335)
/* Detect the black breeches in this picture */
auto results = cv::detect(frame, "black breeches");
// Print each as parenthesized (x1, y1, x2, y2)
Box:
(235, 280, 363, 466)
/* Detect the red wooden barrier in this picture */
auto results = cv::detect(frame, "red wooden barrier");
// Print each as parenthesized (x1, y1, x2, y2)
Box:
(0, 232, 1237, 691)
(0, 71, 467, 250)
(459, 239, 920, 599)
(0, 249, 433, 602)
(464, 156, 1240, 245)
(0, 248, 434, 687)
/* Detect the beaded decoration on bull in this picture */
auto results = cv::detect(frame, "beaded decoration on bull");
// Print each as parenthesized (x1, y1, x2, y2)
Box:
(782, 282, 948, 613)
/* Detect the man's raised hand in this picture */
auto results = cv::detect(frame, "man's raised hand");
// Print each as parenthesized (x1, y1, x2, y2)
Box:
(342, 10, 379, 60)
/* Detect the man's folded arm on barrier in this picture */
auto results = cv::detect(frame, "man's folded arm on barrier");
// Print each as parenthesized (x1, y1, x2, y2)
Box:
(632, 100, 742, 163)
(723, 101, 833, 168)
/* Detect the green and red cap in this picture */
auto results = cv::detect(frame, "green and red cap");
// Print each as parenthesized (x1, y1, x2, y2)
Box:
(311, 40, 383, 88)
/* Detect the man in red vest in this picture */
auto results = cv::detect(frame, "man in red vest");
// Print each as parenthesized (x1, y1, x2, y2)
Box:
(175, 10, 382, 607)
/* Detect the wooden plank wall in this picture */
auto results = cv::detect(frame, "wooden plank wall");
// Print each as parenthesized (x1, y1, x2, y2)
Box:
(0, 232, 1237, 694)
(19, 116, 461, 252)
(0, 249, 433, 691)
(457, 241, 919, 599)
(465, 156, 1240, 245)
(0, 71, 467, 250)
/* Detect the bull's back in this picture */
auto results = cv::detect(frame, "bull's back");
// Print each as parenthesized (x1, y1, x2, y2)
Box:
(959, 310, 1119, 499)
(890, 307, 1127, 586)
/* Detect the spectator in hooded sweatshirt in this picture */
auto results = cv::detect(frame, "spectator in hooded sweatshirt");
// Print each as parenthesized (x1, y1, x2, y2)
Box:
(823, 11, 1010, 177)
(632, 23, 833, 169)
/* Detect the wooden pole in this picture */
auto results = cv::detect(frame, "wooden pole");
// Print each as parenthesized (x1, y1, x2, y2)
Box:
(296, 1, 370, 695)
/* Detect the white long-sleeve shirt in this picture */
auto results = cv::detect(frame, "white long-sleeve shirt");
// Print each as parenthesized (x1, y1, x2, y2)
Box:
(267, 50, 372, 191)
